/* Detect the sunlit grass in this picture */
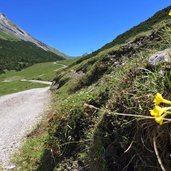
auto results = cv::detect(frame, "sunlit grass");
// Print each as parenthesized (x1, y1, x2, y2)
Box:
(0, 80, 47, 96)
(0, 62, 65, 81)
(0, 59, 77, 95)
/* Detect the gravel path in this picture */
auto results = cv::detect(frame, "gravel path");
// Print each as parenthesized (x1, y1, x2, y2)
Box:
(54, 64, 67, 71)
(0, 87, 51, 170)
(21, 79, 52, 85)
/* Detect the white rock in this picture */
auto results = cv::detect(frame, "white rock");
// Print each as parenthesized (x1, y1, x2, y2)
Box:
(148, 48, 171, 65)
(4, 164, 16, 170)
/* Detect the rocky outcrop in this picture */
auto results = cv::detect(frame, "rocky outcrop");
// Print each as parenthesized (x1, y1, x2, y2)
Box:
(108, 30, 162, 60)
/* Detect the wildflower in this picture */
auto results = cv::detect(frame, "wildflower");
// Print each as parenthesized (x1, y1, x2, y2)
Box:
(169, 10, 171, 16)
(155, 112, 168, 125)
(150, 105, 171, 117)
(153, 93, 171, 105)
(150, 106, 171, 125)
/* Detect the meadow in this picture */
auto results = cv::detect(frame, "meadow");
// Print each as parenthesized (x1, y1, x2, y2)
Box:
(0, 59, 76, 96)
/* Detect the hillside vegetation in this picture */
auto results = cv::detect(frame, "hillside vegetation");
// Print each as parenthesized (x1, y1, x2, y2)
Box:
(0, 81, 47, 96)
(0, 13, 67, 73)
(13, 6, 171, 171)
(0, 39, 65, 72)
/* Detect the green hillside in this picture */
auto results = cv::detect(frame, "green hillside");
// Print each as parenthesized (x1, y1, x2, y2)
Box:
(0, 39, 65, 72)
(0, 30, 18, 40)
(0, 81, 47, 96)
(0, 14, 67, 72)
(13, 6, 171, 171)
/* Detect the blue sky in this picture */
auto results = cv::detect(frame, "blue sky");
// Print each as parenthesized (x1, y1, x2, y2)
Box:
(0, 1, 170, 56)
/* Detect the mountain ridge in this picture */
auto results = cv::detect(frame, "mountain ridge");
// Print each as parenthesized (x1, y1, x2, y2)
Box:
(0, 13, 67, 72)
(82, 5, 171, 62)
(0, 12, 67, 58)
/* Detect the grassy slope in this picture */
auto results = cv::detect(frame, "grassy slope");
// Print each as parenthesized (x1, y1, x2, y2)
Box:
(13, 6, 171, 171)
(0, 81, 47, 96)
(0, 30, 18, 40)
(0, 39, 66, 72)
(78, 5, 171, 63)
(0, 59, 77, 81)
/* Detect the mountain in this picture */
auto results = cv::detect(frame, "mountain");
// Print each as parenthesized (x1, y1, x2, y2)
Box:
(0, 13, 67, 72)
(0, 13, 67, 57)
(13, 6, 171, 171)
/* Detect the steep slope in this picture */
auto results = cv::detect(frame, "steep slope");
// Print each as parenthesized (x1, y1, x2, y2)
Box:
(0, 13, 67, 72)
(78, 5, 171, 63)
(13, 6, 171, 171)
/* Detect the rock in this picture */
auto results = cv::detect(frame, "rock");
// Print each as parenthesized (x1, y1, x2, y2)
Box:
(148, 48, 171, 66)
(4, 164, 16, 170)
(50, 81, 59, 90)
(69, 70, 85, 79)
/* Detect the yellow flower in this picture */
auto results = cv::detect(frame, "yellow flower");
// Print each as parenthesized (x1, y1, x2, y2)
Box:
(150, 106, 171, 117)
(155, 112, 168, 125)
(153, 93, 171, 105)
(169, 11, 171, 16)
(150, 106, 171, 125)
(150, 105, 165, 117)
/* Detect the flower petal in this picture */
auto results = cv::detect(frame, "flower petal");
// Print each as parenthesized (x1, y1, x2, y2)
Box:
(153, 93, 171, 105)
(150, 106, 165, 117)
(154, 113, 168, 125)
(169, 11, 171, 16)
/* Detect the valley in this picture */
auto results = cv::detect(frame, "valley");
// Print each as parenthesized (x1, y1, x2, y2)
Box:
(0, 4, 171, 171)
(0, 59, 75, 96)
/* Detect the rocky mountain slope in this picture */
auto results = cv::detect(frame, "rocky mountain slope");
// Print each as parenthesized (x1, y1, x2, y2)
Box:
(0, 13, 67, 72)
(13, 5, 171, 171)
(0, 13, 66, 57)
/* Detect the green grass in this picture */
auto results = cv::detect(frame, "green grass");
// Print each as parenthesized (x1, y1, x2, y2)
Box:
(0, 30, 18, 40)
(13, 51, 153, 170)
(0, 59, 77, 96)
(0, 59, 76, 82)
(12, 110, 54, 171)
(13, 132, 49, 171)
(0, 80, 47, 96)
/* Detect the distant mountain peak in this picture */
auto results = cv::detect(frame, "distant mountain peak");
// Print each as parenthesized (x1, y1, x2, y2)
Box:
(0, 12, 67, 58)
(0, 13, 6, 19)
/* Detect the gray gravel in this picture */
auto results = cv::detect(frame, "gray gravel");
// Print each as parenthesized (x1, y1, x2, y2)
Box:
(0, 87, 51, 170)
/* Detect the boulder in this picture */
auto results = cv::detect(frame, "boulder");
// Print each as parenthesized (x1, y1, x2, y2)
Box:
(50, 81, 59, 90)
(148, 48, 171, 66)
